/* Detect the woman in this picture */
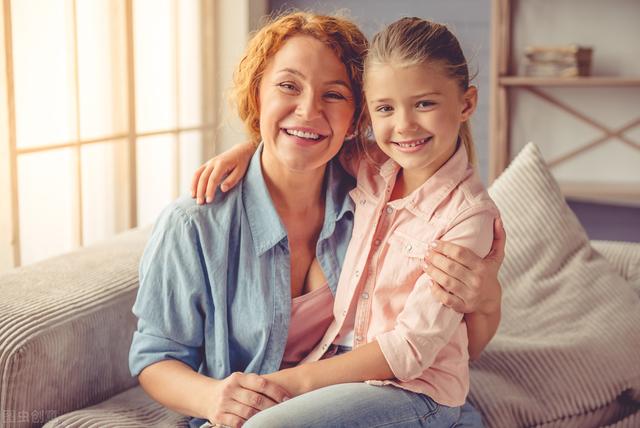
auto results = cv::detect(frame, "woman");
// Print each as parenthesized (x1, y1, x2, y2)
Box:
(129, 12, 504, 428)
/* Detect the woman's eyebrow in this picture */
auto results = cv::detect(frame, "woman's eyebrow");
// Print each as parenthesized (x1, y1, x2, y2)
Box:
(277, 68, 351, 90)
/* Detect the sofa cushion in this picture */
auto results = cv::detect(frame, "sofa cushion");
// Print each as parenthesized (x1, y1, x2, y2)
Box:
(43, 386, 189, 427)
(0, 227, 151, 427)
(469, 143, 640, 427)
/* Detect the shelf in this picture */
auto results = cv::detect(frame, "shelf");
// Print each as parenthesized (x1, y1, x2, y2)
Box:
(499, 76, 640, 87)
(560, 181, 640, 207)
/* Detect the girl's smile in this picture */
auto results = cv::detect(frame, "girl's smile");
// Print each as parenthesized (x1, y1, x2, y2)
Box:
(365, 62, 477, 194)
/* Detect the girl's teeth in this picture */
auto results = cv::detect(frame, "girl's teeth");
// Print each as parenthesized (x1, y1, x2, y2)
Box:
(286, 129, 320, 140)
(398, 138, 429, 147)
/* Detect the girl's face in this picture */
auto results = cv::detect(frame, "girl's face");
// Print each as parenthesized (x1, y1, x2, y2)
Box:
(365, 62, 477, 182)
(258, 35, 355, 173)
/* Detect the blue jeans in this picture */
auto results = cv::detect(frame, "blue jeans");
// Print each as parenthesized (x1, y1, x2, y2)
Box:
(242, 382, 476, 427)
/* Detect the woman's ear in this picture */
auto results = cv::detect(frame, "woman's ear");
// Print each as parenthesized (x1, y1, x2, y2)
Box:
(461, 85, 478, 122)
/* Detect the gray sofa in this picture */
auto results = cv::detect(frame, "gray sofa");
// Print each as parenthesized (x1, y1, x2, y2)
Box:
(1, 225, 638, 427)
(0, 229, 640, 427)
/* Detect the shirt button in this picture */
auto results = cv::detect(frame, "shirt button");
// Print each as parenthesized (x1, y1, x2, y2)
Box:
(322, 343, 328, 350)
(361, 292, 369, 300)
(360, 199, 366, 205)
(406, 243, 412, 251)
(342, 309, 347, 316)
(386, 206, 393, 214)
(355, 270, 360, 278)
(356, 335, 363, 342)
(374, 239, 381, 246)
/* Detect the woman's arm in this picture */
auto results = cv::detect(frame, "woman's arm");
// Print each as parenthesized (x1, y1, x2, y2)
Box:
(140, 360, 289, 427)
(424, 217, 506, 360)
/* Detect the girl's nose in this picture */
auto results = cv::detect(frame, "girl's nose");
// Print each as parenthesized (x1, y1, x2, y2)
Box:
(396, 111, 418, 134)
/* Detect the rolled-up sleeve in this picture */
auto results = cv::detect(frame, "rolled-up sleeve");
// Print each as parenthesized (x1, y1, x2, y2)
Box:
(376, 205, 496, 381)
(129, 204, 209, 377)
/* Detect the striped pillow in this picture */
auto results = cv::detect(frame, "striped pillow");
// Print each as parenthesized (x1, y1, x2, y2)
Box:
(469, 143, 640, 427)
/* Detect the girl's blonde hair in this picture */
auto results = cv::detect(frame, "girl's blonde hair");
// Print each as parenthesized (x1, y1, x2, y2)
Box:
(233, 11, 369, 146)
(365, 17, 477, 165)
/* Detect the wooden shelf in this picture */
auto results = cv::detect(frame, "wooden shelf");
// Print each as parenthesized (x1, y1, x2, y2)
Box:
(560, 181, 640, 207)
(499, 76, 640, 87)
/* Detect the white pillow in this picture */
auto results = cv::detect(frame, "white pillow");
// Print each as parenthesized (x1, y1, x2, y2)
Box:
(470, 143, 640, 427)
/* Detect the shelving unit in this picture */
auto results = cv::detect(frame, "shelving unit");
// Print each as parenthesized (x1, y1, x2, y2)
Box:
(489, 0, 640, 206)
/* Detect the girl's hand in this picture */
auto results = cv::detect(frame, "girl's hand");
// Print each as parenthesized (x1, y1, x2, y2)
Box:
(423, 217, 506, 315)
(191, 142, 256, 204)
(205, 372, 291, 428)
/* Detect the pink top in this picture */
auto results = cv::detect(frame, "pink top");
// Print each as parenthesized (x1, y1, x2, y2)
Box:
(302, 144, 498, 407)
(280, 284, 334, 369)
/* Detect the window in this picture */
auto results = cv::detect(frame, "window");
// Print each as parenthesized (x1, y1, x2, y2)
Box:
(1, 0, 217, 270)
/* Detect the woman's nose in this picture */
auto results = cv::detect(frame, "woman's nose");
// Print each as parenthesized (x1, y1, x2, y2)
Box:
(295, 93, 322, 121)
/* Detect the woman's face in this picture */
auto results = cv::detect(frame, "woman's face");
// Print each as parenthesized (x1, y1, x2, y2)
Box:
(258, 35, 355, 173)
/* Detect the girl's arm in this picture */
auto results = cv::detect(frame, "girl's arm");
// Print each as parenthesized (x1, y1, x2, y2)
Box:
(191, 142, 256, 204)
(267, 211, 498, 397)
(264, 341, 392, 397)
(424, 217, 506, 360)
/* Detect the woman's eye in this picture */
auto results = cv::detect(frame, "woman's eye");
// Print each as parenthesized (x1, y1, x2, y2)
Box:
(416, 100, 436, 109)
(325, 92, 346, 100)
(277, 82, 297, 92)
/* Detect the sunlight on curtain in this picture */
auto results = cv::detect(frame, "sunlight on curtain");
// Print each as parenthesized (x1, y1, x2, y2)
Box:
(7, 0, 206, 265)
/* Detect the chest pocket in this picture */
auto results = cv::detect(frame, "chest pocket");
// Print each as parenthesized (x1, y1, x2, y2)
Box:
(383, 232, 431, 286)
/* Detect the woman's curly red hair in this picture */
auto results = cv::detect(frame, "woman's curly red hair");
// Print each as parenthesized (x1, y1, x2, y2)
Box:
(232, 11, 369, 146)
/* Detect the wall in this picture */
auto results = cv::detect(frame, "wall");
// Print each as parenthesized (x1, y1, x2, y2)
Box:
(269, 0, 492, 182)
(268, 0, 639, 243)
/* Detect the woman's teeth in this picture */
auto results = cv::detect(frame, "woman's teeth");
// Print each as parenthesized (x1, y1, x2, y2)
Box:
(285, 129, 321, 140)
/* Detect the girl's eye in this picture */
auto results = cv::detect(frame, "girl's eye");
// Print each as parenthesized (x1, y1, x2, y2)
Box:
(416, 100, 436, 109)
(376, 105, 393, 113)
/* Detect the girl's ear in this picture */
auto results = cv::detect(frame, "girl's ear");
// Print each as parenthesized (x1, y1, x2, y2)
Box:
(461, 85, 478, 122)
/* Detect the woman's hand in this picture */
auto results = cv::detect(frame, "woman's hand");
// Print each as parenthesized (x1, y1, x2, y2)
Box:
(205, 372, 291, 428)
(191, 142, 256, 204)
(424, 217, 506, 315)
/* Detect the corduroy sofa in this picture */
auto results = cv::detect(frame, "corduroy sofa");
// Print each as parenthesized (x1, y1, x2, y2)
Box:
(1, 144, 639, 427)
(1, 229, 638, 428)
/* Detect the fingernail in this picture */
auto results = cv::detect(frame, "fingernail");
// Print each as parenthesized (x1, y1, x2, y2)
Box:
(206, 197, 212, 203)
(283, 396, 290, 402)
(220, 184, 227, 192)
(197, 198, 203, 204)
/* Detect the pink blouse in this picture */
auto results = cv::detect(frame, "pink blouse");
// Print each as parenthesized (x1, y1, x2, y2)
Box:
(280, 284, 334, 369)
(302, 144, 498, 407)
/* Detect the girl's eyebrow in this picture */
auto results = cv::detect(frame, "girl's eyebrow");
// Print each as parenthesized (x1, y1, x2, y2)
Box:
(412, 91, 442, 98)
(277, 68, 352, 91)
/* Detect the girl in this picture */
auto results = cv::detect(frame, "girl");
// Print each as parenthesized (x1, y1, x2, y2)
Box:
(193, 17, 498, 427)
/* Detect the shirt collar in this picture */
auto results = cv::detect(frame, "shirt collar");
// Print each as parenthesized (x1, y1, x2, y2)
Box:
(242, 145, 288, 256)
(242, 144, 355, 256)
(381, 143, 472, 221)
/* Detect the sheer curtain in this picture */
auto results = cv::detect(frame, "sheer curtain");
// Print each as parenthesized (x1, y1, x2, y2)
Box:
(1, 0, 216, 269)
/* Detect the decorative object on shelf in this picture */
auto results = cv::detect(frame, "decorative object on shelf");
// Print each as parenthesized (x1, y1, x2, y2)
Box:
(524, 45, 593, 77)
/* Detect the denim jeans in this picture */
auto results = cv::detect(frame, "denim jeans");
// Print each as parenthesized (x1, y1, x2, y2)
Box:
(242, 382, 462, 428)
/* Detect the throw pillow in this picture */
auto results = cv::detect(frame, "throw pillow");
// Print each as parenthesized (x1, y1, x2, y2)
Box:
(469, 143, 640, 427)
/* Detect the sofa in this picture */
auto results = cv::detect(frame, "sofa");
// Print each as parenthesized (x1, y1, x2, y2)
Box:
(1, 143, 639, 427)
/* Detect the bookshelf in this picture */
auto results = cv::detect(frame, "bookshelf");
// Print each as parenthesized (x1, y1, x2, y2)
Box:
(489, 0, 640, 206)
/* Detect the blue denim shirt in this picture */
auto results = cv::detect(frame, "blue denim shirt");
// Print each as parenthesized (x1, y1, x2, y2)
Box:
(129, 147, 354, 425)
